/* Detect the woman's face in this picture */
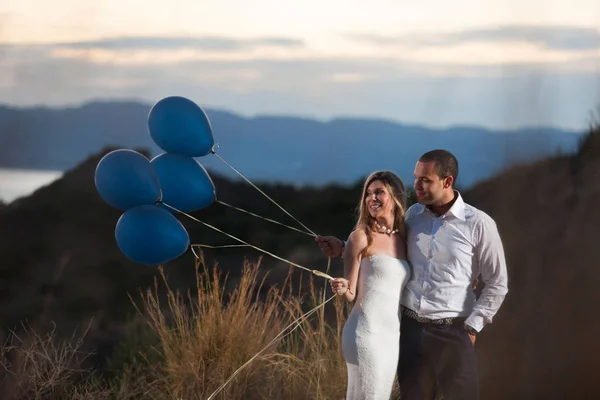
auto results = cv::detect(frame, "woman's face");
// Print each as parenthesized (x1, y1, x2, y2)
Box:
(365, 180, 394, 219)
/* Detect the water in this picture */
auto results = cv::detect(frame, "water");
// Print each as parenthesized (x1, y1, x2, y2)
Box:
(0, 168, 63, 203)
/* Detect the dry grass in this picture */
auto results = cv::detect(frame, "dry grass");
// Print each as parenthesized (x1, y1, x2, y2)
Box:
(0, 254, 352, 399)
(0, 321, 108, 400)
(132, 254, 350, 399)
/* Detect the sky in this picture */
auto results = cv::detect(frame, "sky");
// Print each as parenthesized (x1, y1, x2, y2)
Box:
(1, 0, 599, 130)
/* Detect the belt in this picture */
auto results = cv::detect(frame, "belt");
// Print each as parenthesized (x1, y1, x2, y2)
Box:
(402, 307, 465, 325)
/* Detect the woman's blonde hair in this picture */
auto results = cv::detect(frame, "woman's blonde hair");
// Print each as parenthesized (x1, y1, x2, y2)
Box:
(354, 170, 407, 258)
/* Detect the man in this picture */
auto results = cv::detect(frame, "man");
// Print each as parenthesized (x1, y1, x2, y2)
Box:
(316, 149, 508, 400)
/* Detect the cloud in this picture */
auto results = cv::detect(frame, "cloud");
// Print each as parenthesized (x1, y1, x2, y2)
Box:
(4, 29, 592, 70)
(1, 47, 598, 129)
(3, 35, 304, 52)
(351, 25, 600, 51)
(0, 35, 307, 67)
(0, 33, 598, 131)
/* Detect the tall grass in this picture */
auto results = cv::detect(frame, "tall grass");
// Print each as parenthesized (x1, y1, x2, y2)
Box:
(0, 255, 349, 400)
(0, 254, 353, 399)
(132, 254, 350, 399)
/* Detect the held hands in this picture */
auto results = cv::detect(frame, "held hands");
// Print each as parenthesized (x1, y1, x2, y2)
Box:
(330, 278, 350, 295)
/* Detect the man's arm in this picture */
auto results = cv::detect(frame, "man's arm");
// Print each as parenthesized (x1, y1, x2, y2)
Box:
(317, 203, 419, 258)
(465, 215, 509, 333)
(315, 236, 344, 258)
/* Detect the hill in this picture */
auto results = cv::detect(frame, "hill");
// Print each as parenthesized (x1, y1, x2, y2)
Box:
(464, 123, 600, 398)
(0, 123, 599, 398)
(0, 148, 358, 343)
(0, 101, 583, 188)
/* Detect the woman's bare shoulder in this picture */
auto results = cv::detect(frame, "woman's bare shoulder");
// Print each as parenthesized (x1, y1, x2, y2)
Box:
(348, 228, 368, 247)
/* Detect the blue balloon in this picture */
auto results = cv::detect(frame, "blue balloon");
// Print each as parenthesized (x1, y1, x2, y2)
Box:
(115, 204, 190, 265)
(95, 149, 162, 210)
(151, 153, 216, 213)
(148, 96, 215, 157)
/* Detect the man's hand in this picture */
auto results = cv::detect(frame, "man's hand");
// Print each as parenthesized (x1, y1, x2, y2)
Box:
(315, 236, 344, 258)
(467, 332, 476, 345)
(464, 325, 477, 345)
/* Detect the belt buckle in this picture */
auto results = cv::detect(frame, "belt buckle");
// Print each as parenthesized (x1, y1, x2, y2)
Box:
(432, 316, 454, 325)
(404, 308, 456, 325)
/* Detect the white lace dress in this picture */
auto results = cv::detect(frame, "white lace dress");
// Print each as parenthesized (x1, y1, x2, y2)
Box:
(341, 254, 411, 400)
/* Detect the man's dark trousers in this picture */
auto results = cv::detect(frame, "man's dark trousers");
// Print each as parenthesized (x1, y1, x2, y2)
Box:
(397, 314, 480, 400)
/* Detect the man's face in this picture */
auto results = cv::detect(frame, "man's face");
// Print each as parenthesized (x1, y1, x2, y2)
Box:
(413, 161, 446, 205)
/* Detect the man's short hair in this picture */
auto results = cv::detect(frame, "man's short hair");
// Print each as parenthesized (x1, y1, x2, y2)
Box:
(419, 149, 459, 187)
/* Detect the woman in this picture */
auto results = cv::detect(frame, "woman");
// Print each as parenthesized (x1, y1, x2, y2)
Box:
(330, 170, 411, 400)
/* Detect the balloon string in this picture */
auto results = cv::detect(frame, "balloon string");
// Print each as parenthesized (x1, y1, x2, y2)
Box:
(190, 244, 248, 258)
(161, 202, 334, 281)
(315, 255, 332, 392)
(205, 293, 337, 400)
(211, 151, 318, 237)
(216, 200, 315, 237)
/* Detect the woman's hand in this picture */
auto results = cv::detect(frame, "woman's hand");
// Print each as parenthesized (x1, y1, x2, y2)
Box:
(330, 278, 350, 295)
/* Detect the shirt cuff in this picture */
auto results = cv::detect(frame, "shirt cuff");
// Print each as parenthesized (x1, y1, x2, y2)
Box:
(464, 314, 485, 332)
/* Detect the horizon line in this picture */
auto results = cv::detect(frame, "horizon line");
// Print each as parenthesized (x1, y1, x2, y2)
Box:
(0, 98, 589, 134)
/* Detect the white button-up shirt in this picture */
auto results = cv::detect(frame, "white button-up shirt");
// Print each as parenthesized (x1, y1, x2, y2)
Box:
(401, 192, 508, 332)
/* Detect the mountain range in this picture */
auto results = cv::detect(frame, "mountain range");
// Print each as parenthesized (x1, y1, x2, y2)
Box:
(0, 101, 585, 188)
